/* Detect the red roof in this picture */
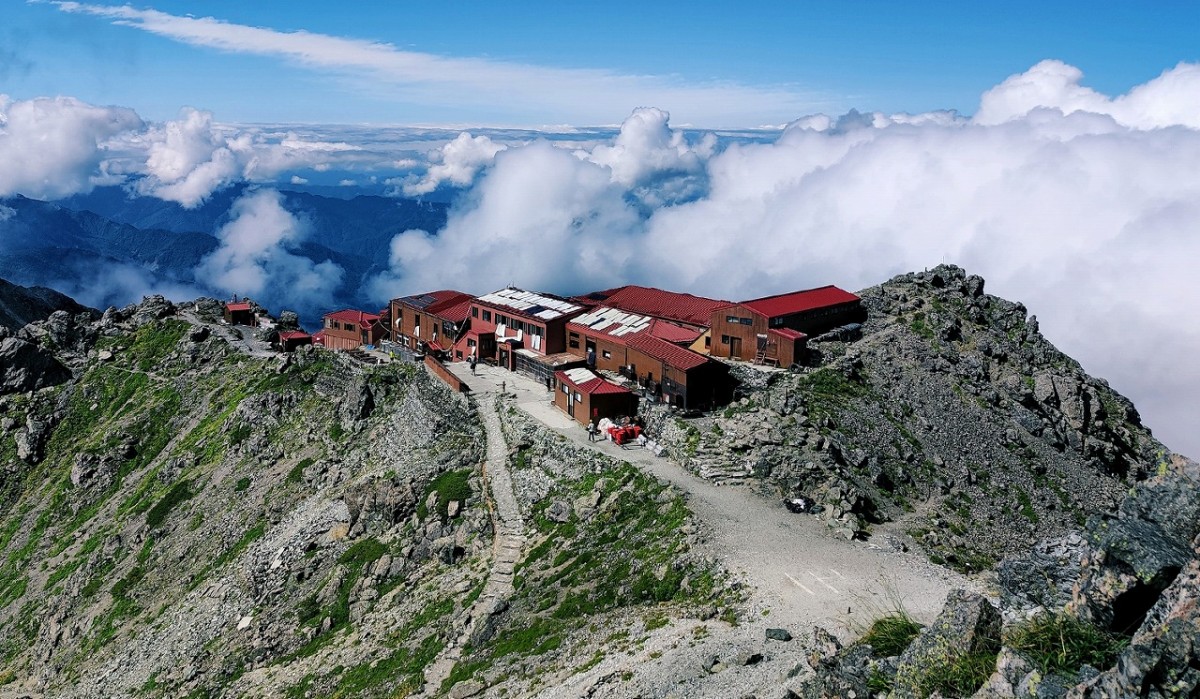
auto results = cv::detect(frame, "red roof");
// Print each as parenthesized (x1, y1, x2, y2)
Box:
(581, 285, 729, 329)
(278, 330, 311, 341)
(626, 334, 709, 371)
(225, 302, 251, 312)
(323, 309, 380, 330)
(732, 285, 860, 319)
(432, 297, 473, 325)
(648, 319, 702, 344)
(425, 340, 444, 352)
(769, 327, 807, 341)
(556, 370, 633, 396)
(566, 308, 702, 346)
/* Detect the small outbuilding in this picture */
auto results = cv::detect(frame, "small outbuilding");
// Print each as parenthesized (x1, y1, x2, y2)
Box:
(554, 368, 638, 427)
(224, 301, 254, 326)
(276, 330, 312, 352)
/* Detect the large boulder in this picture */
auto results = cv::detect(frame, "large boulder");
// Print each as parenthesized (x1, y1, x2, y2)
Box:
(998, 533, 1089, 620)
(1071, 536, 1200, 697)
(0, 336, 71, 394)
(893, 590, 1001, 695)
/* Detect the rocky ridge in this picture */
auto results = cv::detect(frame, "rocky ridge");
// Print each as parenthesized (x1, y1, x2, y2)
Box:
(0, 269, 1194, 698)
(794, 451, 1200, 697)
(0, 277, 94, 333)
(0, 289, 732, 698)
(645, 265, 1169, 571)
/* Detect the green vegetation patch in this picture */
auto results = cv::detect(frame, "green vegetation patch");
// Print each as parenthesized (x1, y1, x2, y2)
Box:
(912, 648, 998, 697)
(860, 611, 923, 657)
(290, 537, 394, 660)
(286, 457, 315, 484)
(211, 521, 267, 570)
(796, 366, 869, 418)
(1006, 612, 1127, 676)
(146, 480, 194, 529)
(128, 319, 190, 373)
(417, 468, 473, 519)
(463, 459, 727, 674)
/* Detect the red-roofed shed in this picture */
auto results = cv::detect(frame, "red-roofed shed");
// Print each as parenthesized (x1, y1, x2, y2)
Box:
(554, 368, 638, 427)
(276, 329, 312, 353)
(710, 285, 863, 365)
(224, 301, 254, 326)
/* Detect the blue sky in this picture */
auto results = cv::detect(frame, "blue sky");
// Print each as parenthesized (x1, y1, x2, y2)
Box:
(5, 1, 1198, 126)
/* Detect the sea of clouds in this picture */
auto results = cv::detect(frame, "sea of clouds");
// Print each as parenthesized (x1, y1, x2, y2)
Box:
(0, 60, 1197, 456)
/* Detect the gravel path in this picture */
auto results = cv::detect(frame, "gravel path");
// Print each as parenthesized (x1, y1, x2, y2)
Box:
(458, 362, 969, 627)
(425, 391, 528, 691)
(448, 362, 975, 696)
(179, 311, 276, 358)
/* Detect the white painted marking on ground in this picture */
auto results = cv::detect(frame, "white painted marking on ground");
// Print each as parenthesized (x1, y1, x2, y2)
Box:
(808, 570, 840, 593)
(829, 568, 845, 579)
(784, 573, 816, 596)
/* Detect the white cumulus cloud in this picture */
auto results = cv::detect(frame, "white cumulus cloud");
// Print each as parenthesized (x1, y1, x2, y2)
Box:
(0, 94, 142, 199)
(197, 189, 343, 313)
(401, 132, 508, 196)
(977, 59, 1200, 129)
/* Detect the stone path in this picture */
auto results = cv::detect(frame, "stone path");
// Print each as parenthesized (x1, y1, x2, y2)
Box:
(179, 310, 276, 358)
(451, 361, 973, 631)
(424, 391, 527, 691)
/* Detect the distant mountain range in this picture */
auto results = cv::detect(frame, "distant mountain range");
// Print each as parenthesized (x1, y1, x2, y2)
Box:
(0, 185, 448, 318)
(0, 277, 94, 331)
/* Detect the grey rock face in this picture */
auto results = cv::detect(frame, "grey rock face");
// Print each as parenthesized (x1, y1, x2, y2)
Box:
(998, 533, 1088, 619)
(0, 336, 71, 395)
(893, 590, 1001, 694)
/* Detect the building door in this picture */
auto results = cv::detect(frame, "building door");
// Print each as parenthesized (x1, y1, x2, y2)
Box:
(729, 336, 742, 359)
(567, 392, 575, 418)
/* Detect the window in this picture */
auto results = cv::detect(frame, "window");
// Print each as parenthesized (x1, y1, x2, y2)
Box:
(705, 336, 711, 348)
(561, 384, 568, 394)
(471, 307, 479, 318)
(482, 310, 492, 322)
(574, 392, 582, 402)
(568, 332, 580, 349)
(721, 335, 730, 344)
(726, 315, 740, 324)
(769, 317, 784, 327)
(741, 317, 753, 326)
(602, 350, 611, 359)
(467, 338, 477, 348)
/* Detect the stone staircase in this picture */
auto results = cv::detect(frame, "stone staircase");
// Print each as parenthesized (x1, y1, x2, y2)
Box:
(423, 393, 527, 694)
(694, 456, 755, 486)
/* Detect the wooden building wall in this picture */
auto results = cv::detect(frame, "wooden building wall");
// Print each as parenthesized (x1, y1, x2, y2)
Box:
(709, 305, 768, 361)
(553, 381, 638, 426)
(565, 329, 629, 373)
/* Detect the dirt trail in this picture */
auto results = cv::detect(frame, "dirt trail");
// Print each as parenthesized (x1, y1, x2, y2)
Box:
(455, 362, 971, 632)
